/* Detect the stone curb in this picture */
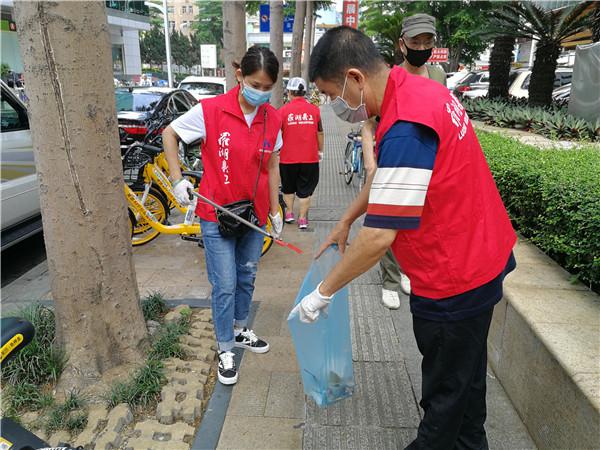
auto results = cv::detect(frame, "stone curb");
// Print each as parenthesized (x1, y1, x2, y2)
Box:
(488, 238, 599, 449)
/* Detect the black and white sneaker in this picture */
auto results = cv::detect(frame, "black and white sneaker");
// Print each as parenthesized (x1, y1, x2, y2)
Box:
(218, 351, 238, 385)
(234, 328, 270, 353)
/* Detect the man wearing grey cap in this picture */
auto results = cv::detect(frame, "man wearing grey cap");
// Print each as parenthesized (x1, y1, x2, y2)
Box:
(399, 13, 447, 85)
(376, 13, 448, 310)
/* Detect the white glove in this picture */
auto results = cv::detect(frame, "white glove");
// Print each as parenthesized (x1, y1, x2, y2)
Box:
(269, 211, 283, 238)
(318, 151, 324, 162)
(290, 282, 333, 324)
(172, 178, 194, 206)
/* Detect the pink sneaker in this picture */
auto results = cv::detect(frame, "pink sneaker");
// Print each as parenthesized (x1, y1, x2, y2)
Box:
(298, 217, 308, 230)
(284, 212, 295, 223)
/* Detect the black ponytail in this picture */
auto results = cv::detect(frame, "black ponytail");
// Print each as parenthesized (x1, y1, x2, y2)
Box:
(239, 45, 279, 83)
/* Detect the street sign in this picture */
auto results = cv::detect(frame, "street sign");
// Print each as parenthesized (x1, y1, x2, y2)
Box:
(259, 4, 294, 33)
(201, 44, 217, 69)
(342, 0, 359, 29)
(428, 48, 449, 63)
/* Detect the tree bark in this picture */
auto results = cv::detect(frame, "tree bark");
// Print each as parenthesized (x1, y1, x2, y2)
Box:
(223, 0, 247, 91)
(13, 1, 147, 392)
(270, 0, 285, 108)
(301, 1, 314, 84)
(593, 4, 600, 43)
(448, 42, 463, 73)
(488, 36, 515, 99)
(290, 0, 306, 77)
(529, 40, 560, 107)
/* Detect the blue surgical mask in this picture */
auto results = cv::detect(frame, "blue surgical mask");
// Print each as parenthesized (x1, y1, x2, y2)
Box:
(330, 74, 368, 123)
(242, 81, 272, 106)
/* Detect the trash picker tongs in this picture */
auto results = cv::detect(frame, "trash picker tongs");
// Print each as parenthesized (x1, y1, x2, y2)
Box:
(188, 190, 303, 254)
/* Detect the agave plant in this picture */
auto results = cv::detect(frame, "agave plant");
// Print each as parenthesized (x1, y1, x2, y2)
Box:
(489, 2, 594, 107)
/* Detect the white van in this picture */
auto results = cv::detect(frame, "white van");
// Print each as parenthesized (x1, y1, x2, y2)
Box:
(177, 76, 226, 101)
(1, 80, 42, 250)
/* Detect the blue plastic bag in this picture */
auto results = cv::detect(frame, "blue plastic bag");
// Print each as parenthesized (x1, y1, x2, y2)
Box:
(287, 246, 355, 407)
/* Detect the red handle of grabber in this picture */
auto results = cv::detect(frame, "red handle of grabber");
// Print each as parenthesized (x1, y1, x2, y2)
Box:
(188, 190, 304, 254)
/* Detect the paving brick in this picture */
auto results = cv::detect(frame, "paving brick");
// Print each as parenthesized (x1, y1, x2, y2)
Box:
(73, 406, 109, 448)
(49, 430, 72, 448)
(125, 419, 195, 449)
(92, 403, 132, 449)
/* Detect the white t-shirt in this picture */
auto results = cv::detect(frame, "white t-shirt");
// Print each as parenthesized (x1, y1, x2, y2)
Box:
(170, 103, 283, 150)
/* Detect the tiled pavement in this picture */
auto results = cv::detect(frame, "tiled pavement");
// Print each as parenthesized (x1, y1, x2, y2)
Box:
(217, 106, 536, 450)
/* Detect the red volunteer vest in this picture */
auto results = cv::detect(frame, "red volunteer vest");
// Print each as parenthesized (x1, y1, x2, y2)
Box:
(195, 85, 282, 225)
(376, 67, 517, 299)
(278, 97, 321, 164)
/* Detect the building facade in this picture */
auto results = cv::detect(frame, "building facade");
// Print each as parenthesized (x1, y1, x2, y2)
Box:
(0, 0, 149, 81)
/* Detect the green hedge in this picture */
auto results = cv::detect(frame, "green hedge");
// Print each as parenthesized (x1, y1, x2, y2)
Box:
(478, 131, 600, 291)
(463, 97, 599, 142)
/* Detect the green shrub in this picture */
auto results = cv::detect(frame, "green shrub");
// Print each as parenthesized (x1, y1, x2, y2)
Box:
(44, 391, 87, 435)
(478, 131, 600, 291)
(1, 305, 66, 386)
(463, 97, 598, 142)
(106, 358, 166, 409)
(141, 291, 168, 322)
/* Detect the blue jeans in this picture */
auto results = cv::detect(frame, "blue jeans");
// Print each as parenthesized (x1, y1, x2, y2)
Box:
(200, 220, 264, 352)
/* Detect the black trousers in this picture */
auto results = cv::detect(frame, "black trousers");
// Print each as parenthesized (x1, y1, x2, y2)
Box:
(405, 307, 494, 450)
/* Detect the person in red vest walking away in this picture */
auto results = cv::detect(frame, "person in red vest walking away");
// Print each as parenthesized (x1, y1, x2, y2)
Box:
(294, 27, 517, 449)
(278, 77, 324, 230)
(162, 46, 284, 386)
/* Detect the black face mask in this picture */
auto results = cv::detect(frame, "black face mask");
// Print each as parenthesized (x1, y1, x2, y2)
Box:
(404, 46, 433, 68)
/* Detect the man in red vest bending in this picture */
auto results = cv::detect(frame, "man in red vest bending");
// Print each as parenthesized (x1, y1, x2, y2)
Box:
(295, 26, 517, 449)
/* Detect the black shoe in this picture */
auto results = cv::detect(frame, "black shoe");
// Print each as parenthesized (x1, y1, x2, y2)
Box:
(218, 351, 238, 385)
(234, 328, 270, 353)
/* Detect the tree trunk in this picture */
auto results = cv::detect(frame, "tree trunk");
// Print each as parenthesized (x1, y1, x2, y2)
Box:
(488, 35, 515, 99)
(14, 1, 147, 392)
(301, 1, 313, 84)
(290, 0, 306, 77)
(270, 0, 284, 108)
(223, 0, 247, 91)
(593, 4, 600, 43)
(529, 39, 560, 107)
(448, 42, 463, 73)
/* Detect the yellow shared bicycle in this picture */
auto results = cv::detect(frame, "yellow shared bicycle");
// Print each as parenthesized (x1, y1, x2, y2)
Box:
(123, 143, 282, 255)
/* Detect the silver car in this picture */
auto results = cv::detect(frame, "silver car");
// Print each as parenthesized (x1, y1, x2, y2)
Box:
(1, 80, 42, 250)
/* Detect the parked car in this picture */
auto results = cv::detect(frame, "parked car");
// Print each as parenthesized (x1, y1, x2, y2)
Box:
(0, 80, 42, 250)
(452, 71, 489, 97)
(552, 83, 571, 103)
(446, 70, 469, 90)
(177, 76, 226, 101)
(459, 71, 521, 99)
(116, 87, 197, 150)
(509, 67, 573, 99)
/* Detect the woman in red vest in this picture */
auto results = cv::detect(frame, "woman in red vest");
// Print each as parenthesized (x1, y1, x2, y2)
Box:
(278, 77, 324, 230)
(162, 46, 284, 386)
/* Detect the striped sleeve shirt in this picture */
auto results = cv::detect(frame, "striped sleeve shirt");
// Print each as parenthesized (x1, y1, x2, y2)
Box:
(364, 121, 438, 230)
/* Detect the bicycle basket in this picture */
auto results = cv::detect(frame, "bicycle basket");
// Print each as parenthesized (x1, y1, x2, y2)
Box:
(122, 145, 152, 184)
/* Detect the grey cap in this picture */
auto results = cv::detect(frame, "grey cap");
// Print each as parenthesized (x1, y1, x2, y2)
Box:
(401, 13, 436, 38)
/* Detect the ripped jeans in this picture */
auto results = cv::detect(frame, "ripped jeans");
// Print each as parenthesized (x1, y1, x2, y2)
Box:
(200, 220, 265, 352)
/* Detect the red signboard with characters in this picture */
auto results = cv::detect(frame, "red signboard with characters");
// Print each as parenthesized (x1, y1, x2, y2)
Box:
(343, 0, 359, 29)
(428, 48, 449, 63)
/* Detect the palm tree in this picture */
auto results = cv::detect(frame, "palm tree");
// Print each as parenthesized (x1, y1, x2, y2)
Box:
(488, 35, 515, 100)
(490, 2, 593, 107)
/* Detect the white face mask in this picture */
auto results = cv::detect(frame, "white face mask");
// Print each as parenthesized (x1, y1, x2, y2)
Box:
(330, 74, 369, 123)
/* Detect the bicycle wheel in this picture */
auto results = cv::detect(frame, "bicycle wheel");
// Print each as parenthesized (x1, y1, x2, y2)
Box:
(357, 152, 366, 191)
(343, 142, 354, 185)
(261, 204, 284, 256)
(131, 186, 169, 246)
